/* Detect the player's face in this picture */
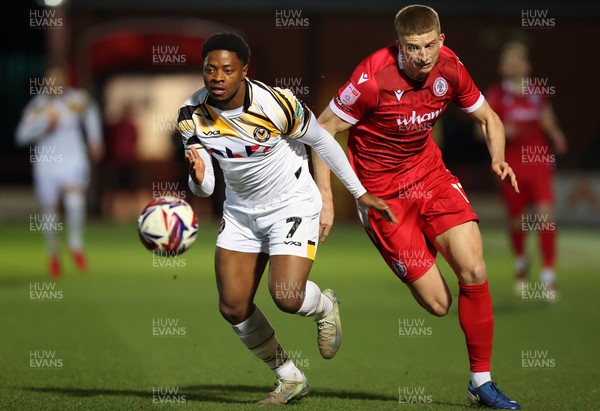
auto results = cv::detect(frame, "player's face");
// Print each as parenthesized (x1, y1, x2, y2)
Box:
(203, 50, 248, 109)
(499, 51, 530, 80)
(397, 30, 445, 81)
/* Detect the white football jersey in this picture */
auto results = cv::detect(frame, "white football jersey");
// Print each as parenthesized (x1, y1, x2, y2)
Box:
(15, 89, 103, 173)
(178, 79, 314, 205)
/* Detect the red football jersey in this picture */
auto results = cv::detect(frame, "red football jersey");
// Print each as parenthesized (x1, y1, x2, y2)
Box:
(485, 80, 549, 167)
(330, 45, 483, 198)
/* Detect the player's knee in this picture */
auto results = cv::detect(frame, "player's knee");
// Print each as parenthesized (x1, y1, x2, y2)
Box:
(219, 302, 252, 325)
(460, 260, 487, 285)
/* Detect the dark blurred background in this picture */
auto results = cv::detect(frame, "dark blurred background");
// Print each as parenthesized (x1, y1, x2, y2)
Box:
(2, 0, 599, 225)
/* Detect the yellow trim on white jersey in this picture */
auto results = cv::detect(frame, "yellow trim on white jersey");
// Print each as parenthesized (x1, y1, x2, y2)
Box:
(177, 79, 313, 205)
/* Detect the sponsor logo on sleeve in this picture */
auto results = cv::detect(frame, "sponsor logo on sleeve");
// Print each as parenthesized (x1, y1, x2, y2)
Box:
(357, 72, 369, 85)
(433, 77, 448, 97)
(334, 97, 351, 112)
(340, 82, 361, 106)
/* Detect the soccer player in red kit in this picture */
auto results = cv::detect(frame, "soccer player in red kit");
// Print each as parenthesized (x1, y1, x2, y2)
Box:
(314, 5, 521, 409)
(485, 41, 567, 297)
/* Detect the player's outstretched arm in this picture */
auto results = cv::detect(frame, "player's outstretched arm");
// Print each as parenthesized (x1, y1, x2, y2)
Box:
(356, 192, 397, 224)
(469, 101, 519, 193)
(312, 107, 355, 242)
(300, 112, 397, 224)
(186, 146, 215, 197)
(312, 153, 334, 243)
(540, 104, 567, 155)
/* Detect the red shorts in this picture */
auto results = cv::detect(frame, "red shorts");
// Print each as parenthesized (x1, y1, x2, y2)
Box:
(357, 170, 479, 283)
(502, 164, 554, 218)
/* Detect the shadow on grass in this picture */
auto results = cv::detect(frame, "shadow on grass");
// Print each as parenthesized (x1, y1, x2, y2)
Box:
(24, 384, 401, 404)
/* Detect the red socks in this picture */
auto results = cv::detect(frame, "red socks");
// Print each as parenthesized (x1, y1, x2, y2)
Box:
(458, 280, 494, 372)
(540, 229, 556, 268)
(509, 228, 525, 256)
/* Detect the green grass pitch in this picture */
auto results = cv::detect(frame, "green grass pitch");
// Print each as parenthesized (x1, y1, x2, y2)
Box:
(1, 218, 599, 410)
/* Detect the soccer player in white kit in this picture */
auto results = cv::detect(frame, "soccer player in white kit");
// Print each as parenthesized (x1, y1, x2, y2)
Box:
(15, 64, 104, 279)
(178, 32, 396, 405)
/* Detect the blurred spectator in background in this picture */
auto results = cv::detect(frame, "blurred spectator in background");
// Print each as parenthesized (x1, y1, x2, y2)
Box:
(484, 41, 567, 296)
(107, 103, 138, 191)
(101, 102, 140, 222)
(15, 63, 104, 279)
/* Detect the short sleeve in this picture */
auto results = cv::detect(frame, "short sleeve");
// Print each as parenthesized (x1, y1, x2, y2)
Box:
(453, 58, 484, 113)
(329, 62, 379, 125)
(272, 87, 312, 139)
(177, 105, 203, 149)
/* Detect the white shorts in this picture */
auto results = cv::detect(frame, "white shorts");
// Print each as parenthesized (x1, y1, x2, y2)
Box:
(33, 162, 90, 208)
(217, 181, 321, 260)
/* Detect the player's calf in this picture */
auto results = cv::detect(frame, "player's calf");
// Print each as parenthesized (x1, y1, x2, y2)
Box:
(407, 268, 453, 317)
(413, 295, 452, 317)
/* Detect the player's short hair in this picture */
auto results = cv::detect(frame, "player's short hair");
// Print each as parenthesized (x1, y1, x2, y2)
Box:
(394, 4, 441, 38)
(202, 32, 251, 66)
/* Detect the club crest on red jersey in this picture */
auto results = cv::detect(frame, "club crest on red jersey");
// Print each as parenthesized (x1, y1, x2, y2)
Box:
(392, 260, 407, 277)
(433, 77, 448, 97)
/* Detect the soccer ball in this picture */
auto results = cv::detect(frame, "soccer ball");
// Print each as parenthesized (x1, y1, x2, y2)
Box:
(137, 196, 198, 256)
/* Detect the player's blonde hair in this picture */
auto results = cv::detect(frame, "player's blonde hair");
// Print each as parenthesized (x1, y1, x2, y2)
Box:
(394, 4, 441, 38)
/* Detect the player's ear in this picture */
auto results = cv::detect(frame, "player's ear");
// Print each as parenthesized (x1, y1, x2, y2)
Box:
(439, 33, 445, 46)
(242, 64, 249, 78)
(395, 40, 402, 50)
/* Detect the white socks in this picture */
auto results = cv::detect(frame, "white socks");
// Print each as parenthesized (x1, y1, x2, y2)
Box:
(515, 255, 528, 273)
(274, 357, 304, 382)
(540, 268, 555, 285)
(232, 281, 333, 382)
(232, 306, 303, 382)
(41, 207, 59, 256)
(471, 371, 491, 388)
(64, 191, 85, 251)
(295, 280, 333, 319)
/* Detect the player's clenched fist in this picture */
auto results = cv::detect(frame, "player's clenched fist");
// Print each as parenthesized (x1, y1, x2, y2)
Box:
(186, 147, 206, 184)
